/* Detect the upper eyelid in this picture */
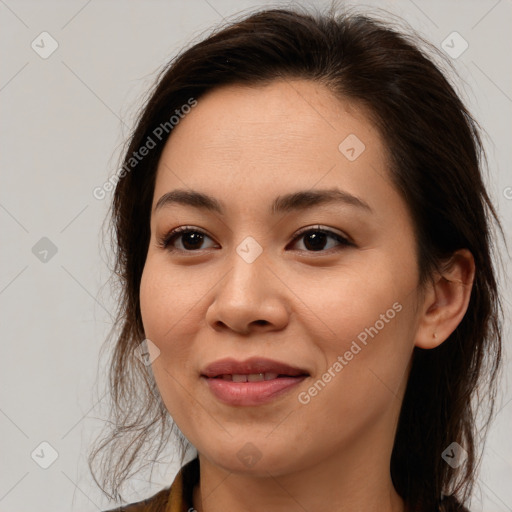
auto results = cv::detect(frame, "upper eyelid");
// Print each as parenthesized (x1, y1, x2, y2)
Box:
(293, 225, 351, 241)
(160, 225, 352, 248)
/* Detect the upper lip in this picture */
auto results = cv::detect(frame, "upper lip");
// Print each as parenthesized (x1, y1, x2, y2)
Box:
(201, 357, 310, 378)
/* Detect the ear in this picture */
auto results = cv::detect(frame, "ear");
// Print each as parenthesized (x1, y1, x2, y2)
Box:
(414, 249, 475, 349)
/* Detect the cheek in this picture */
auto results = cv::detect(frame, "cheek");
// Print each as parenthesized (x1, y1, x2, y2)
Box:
(139, 260, 195, 415)
(297, 256, 417, 402)
(139, 261, 166, 340)
(140, 257, 195, 340)
(139, 256, 208, 375)
(297, 295, 414, 441)
(140, 260, 185, 377)
(295, 257, 411, 347)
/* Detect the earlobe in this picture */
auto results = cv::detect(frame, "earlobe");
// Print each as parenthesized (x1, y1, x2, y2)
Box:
(414, 249, 475, 350)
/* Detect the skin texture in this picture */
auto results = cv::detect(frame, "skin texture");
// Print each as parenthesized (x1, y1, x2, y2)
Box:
(139, 79, 475, 512)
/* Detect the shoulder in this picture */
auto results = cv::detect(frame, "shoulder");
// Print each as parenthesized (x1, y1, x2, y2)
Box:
(101, 456, 199, 512)
(102, 486, 171, 512)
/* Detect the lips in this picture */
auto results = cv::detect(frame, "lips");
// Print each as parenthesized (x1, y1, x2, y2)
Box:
(201, 357, 310, 406)
(201, 357, 310, 379)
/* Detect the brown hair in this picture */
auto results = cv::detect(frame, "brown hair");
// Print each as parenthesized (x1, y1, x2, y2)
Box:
(89, 5, 504, 511)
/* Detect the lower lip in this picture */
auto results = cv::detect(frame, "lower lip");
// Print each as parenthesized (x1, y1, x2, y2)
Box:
(202, 375, 308, 406)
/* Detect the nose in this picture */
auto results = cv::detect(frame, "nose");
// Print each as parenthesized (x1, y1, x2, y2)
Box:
(204, 249, 290, 336)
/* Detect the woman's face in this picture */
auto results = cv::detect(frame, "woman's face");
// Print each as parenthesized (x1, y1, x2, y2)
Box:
(140, 79, 424, 476)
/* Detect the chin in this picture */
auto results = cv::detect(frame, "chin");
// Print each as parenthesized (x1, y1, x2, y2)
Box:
(197, 437, 307, 478)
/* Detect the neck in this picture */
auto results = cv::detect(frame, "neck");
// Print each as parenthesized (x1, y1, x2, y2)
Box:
(192, 424, 405, 512)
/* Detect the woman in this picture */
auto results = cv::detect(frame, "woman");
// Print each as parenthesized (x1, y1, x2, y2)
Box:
(90, 5, 504, 512)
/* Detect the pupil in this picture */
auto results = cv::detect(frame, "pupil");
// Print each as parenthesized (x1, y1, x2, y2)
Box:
(305, 232, 326, 251)
(183, 232, 203, 250)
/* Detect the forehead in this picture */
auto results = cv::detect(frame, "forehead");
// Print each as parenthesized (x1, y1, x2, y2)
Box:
(152, 79, 400, 221)
(165, 79, 380, 157)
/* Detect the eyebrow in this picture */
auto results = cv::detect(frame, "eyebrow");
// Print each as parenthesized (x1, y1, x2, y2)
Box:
(154, 187, 373, 215)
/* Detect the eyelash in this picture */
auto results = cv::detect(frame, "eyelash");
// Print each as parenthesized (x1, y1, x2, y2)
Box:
(157, 225, 354, 254)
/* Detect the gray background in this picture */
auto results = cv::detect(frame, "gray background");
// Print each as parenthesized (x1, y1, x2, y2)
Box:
(1, 0, 511, 510)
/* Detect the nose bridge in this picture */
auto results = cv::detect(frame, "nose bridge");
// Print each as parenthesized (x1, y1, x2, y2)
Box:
(205, 237, 290, 333)
(224, 236, 269, 302)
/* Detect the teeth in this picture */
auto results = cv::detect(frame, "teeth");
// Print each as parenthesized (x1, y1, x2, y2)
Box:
(220, 373, 280, 382)
(247, 373, 264, 382)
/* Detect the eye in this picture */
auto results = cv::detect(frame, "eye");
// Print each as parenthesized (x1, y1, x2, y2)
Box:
(288, 226, 353, 252)
(158, 226, 217, 252)
(158, 225, 353, 253)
